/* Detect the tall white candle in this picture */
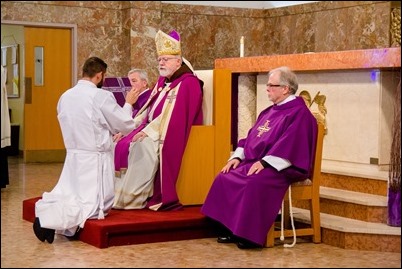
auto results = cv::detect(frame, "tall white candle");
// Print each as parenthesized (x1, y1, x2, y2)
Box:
(240, 36, 244, 57)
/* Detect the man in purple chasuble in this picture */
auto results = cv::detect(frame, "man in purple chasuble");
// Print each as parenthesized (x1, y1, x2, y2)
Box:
(113, 30, 203, 211)
(114, 69, 152, 173)
(201, 66, 318, 249)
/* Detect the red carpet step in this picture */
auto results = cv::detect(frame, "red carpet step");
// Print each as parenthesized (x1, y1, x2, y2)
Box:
(23, 197, 217, 248)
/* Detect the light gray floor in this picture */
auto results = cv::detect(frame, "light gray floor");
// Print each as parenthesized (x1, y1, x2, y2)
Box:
(1, 157, 401, 268)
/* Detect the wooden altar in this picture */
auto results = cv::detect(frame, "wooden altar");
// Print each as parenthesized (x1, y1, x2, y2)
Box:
(215, 47, 401, 72)
(214, 47, 401, 179)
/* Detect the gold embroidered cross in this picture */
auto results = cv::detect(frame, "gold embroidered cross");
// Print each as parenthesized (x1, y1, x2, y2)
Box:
(257, 120, 270, 137)
(166, 91, 177, 103)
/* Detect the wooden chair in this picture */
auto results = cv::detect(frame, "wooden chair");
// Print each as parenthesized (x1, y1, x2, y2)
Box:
(176, 69, 232, 205)
(265, 121, 325, 247)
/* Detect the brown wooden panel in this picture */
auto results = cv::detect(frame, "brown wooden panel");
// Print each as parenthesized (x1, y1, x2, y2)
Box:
(177, 69, 232, 205)
(215, 48, 401, 73)
(177, 126, 215, 205)
(213, 69, 232, 175)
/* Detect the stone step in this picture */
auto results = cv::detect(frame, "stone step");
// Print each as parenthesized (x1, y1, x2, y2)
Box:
(320, 186, 387, 206)
(321, 172, 388, 196)
(293, 208, 401, 253)
(293, 186, 389, 223)
(319, 186, 388, 223)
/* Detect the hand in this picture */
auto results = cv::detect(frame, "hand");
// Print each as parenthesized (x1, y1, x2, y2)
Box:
(125, 87, 140, 105)
(113, 132, 123, 142)
(247, 161, 263, 176)
(132, 131, 148, 142)
(221, 159, 240, 173)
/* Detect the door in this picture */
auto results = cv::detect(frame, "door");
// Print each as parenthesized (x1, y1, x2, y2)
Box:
(24, 27, 71, 162)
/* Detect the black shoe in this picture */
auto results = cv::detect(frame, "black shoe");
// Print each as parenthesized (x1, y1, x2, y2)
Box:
(217, 235, 236, 244)
(236, 239, 262, 249)
(44, 228, 55, 244)
(33, 217, 55, 243)
(33, 217, 46, 242)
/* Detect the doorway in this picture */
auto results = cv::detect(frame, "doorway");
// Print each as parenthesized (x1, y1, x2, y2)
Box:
(1, 21, 77, 162)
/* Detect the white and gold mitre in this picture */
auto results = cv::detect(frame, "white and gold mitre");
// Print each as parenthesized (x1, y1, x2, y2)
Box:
(155, 30, 181, 56)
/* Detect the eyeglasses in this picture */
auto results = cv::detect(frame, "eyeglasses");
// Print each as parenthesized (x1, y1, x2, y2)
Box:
(157, 57, 178, 63)
(266, 84, 285, 88)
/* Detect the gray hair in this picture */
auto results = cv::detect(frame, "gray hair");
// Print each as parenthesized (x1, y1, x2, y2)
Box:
(268, 66, 298, 94)
(127, 69, 149, 84)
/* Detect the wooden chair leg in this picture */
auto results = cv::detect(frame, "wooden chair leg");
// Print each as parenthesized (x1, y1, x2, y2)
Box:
(266, 225, 275, 247)
(310, 197, 321, 243)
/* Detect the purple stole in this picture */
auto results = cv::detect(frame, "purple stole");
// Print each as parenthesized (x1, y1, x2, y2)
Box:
(114, 89, 152, 171)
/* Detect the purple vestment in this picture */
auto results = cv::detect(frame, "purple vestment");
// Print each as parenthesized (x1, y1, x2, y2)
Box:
(114, 89, 152, 171)
(145, 71, 203, 210)
(201, 96, 318, 245)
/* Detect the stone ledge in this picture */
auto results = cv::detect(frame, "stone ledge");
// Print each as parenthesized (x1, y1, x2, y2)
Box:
(321, 160, 388, 181)
(294, 208, 401, 236)
(215, 47, 401, 73)
(320, 186, 387, 207)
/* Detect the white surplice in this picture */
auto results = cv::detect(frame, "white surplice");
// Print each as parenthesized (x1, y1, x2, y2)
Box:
(112, 85, 168, 210)
(35, 80, 135, 236)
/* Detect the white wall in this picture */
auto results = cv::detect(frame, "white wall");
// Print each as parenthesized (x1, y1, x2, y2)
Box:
(193, 70, 213, 125)
(254, 70, 397, 180)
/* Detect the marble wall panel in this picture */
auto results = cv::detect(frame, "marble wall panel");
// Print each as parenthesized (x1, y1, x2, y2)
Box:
(1, 1, 397, 84)
(128, 7, 162, 79)
(1, 1, 132, 78)
(1, 1, 399, 157)
(237, 75, 257, 139)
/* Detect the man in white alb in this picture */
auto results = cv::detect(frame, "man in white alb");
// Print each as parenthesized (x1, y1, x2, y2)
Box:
(33, 57, 139, 244)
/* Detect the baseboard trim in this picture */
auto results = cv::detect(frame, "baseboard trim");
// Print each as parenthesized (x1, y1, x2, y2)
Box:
(24, 149, 66, 163)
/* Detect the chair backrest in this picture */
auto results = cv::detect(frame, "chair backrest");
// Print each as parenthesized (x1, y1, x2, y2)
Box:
(177, 69, 232, 205)
(283, 120, 325, 199)
(266, 119, 325, 247)
(310, 121, 325, 197)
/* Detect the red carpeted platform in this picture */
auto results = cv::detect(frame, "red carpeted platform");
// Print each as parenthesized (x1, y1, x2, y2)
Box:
(23, 197, 217, 248)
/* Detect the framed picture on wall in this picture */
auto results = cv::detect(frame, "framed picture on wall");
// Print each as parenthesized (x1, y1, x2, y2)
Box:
(1, 44, 20, 98)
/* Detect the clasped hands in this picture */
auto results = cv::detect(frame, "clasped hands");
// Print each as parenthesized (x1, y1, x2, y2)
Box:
(132, 131, 148, 142)
(113, 133, 124, 142)
(221, 159, 263, 175)
(113, 131, 148, 143)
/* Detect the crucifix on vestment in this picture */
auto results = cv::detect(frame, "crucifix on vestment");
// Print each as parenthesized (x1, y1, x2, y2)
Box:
(166, 90, 177, 103)
(257, 120, 271, 137)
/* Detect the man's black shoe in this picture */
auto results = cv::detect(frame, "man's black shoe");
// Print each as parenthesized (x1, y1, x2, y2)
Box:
(33, 217, 55, 243)
(44, 228, 55, 244)
(236, 239, 262, 249)
(33, 217, 46, 242)
(217, 235, 236, 243)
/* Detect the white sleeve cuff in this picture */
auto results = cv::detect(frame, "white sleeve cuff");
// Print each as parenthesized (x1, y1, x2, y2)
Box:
(229, 147, 245, 161)
(263, 155, 291, 171)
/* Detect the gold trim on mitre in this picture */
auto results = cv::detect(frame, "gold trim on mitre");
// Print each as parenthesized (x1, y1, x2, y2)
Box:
(155, 30, 181, 56)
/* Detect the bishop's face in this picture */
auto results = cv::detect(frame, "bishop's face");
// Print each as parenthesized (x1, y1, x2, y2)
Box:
(157, 55, 181, 79)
